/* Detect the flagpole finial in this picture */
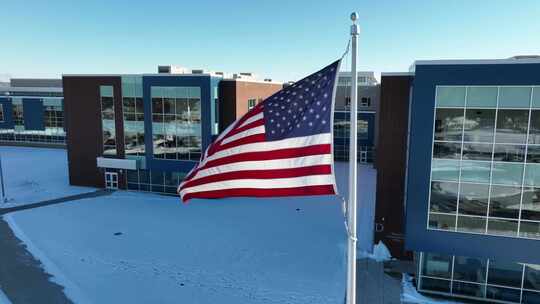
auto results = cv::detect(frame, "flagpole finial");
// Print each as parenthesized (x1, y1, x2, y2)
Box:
(350, 12, 358, 23)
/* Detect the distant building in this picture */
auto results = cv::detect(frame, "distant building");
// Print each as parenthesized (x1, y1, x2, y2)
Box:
(0, 78, 65, 146)
(376, 57, 540, 304)
(334, 71, 379, 163)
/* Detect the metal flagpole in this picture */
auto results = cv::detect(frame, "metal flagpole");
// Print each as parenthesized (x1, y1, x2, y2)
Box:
(346, 12, 359, 304)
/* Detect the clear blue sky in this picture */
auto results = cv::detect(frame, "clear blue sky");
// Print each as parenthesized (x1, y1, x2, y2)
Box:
(1, 0, 539, 82)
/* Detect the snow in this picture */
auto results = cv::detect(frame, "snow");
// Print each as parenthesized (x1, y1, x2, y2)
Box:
(2, 147, 377, 303)
(358, 241, 393, 262)
(0, 146, 94, 208)
(401, 274, 464, 304)
(0, 288, 10, 304)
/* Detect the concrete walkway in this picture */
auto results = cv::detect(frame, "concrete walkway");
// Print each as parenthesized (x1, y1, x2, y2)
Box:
(0, 190, 112, 303)
(356, 258, 403, 304)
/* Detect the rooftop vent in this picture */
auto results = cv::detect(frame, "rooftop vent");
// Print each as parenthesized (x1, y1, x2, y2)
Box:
(509, 55, 540, 60)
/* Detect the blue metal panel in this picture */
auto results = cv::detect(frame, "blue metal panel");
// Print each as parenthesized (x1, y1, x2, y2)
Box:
(405, 63, 540, 264)
(22, 98, 45, 130)
(0, 97, 13, 129)
(142, 75, 214, 173)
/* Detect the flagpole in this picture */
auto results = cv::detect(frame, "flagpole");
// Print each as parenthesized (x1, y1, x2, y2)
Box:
(346, 12, 359, 304)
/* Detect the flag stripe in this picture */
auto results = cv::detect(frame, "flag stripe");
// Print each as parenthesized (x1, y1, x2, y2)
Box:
(221, 125, 266, 145)
(186, 154, 333, 183)
(182, 185, 335, 201)
(180, 174, 335, 196)
(180, 164, 332, 190)
(238, 112, 264, 129)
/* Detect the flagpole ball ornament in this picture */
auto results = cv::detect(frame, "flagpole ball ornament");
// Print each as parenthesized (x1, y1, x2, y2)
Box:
(350, 12, 358, 22)
(350, 12, 359, 35)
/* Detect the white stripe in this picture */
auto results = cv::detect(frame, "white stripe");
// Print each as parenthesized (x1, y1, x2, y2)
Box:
(221, 125, 265, 145)
(188, 154, 333, 182)
(201, 133, 331, 168)
(238, 112, 263, 128)
(180, 174, 334, 196)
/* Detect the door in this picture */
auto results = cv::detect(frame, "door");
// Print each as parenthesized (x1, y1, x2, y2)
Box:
(360, 150, 368, 163)
(105, 172, 118, 189)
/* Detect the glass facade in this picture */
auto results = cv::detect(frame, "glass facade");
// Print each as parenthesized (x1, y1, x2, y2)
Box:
(333, 111, 373, 163)
(418, 252, 540, 304)
(126, 169, 186, 195)
(121, 76, 145, 157)
(151, 86, 202, 161)
(100, 86, 116, 156)
(428, 86, 540, 240)
(0, 97, 66, 144)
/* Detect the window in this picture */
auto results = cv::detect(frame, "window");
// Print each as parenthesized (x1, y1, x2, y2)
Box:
(122, 76, 145, 157)
(360, 97, 371, 107)
(0, 104, 3, 122)
(100, 85, 116, 156)
(12, 99, 24, 127)
(248, 98, 256, 111)
(429, 85, 540, 240)
(345, 97, 351, 109)
(151, 86, 201, 161)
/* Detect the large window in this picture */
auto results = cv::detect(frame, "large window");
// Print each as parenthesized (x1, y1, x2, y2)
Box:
(418, 252, 540, 304)
(43, 98, 65, 138)
(100, 86, 116, 156)
(247, 98, 256, 111)
(122, 76, 145, 157)
(12, 98, 24, 127)
(333, 111, 373, 162)
(151, 86, 201, 161)
(126, 169, 185, 194)
(429, 85, 540, 240)
(0, 104, 4, 122)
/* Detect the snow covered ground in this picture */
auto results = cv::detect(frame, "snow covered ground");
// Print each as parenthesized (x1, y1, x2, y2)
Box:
(0, 146, 94, 208)
(0, 288, 10, 304)
(1, 147, 378, 303)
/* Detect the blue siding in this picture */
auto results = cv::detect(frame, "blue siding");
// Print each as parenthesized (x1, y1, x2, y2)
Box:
(405, 63, 540, 264)
(22, 98, 45, 130)
(0, 97, 13, 129)
(142, 75, 218, 173)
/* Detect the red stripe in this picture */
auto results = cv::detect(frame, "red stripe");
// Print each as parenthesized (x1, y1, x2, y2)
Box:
(180, 164, 331, 191)
(226, 118, 264, 138)
(182, 185, 335, 202)
(197, 144, 331, 174)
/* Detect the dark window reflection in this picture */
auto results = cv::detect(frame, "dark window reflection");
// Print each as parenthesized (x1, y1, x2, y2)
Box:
(496, 110, 529, 144)
(528, 146, 540, 163)
(462, 143, 492, 160)
(435, 109, 463, 141)
(430, 182, 458, 213)
(489, 185, 522, 219)
(522, 187, 540, 221)
(452, 281, 486, 298)
(428, 213, 456, 231)
(523, 290, 540, 304)
(420, 278, 451, 293)
(464, 109, 495, 143)
(524, 265, 540, 291)
(488, 260, 523, 288)
(433, 142, 461, 159)
(486, 286, 521, 303)
(530, 111, 540, 144)
(459, 183, 489, 216)
(493, 144, 526, 162)
(453, 256, 487, 283)
(422, 253, 453, 278)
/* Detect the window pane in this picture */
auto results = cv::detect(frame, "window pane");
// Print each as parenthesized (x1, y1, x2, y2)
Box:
(462, 143, 492, 160)
(493, 144, 525, 162)
(419, 277, 451, 293)
(459, 183, 489, 216)
(461, 160, 491, 183)
(496, 110, 529, 144)
(522, 187, 540, 221)
(486, 286, 521, 303)
(533, 87, 540, 108)
(428, 213, 455, 231)
(527, 146, 540, 163)
(453, 256, 487, 283)
(488, 260, 523, 288)
(467, 86, 498, 108)
(434, 109, 463, 141)
(525, 163, 540, 187)
(499, 86, 532, 108)
(520, 221, 540, 239)
(430, 182, 458, 213)
(524, 265, 540, 291)
(436, 86, 466, 107)
(463, 109, 495, 143)
(523, 290, 540, 304)
(433, 142, 461, 159)
(421, 253, 453, 278)
(452, 281, 486, 298)
(431, 159, 460, 181)
(529, 111, 540, 144)
(487, 219, 519, 236)
(152, 97, 163, 114)
(457, 216, 486, 234)
(491, 162, 523, 186)
(489, 185, 521, 219)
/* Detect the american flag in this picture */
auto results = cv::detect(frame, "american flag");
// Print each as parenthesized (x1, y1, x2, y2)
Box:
(178, 60, 341, 202)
